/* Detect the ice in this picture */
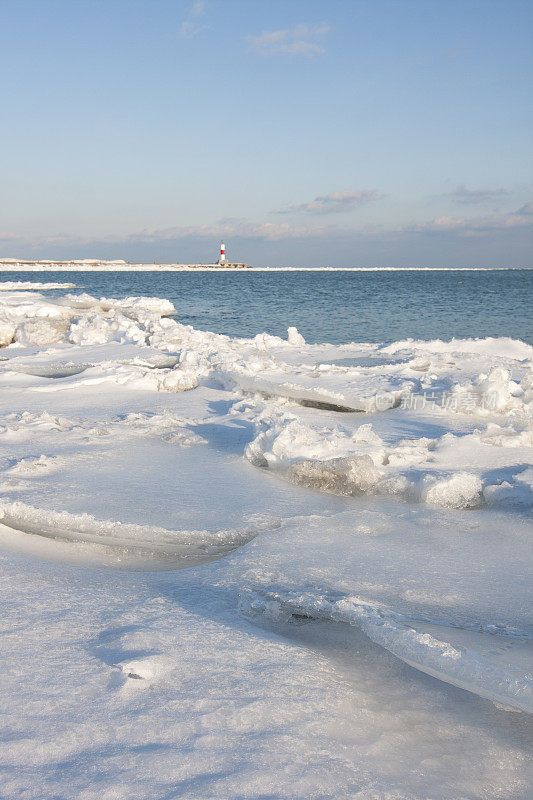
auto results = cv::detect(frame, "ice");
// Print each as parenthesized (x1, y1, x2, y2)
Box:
(0, 288, 177, 349)
(0, 285, 531, 799)
(287, 325, 306, 345)
(382, 335, 533, 361)
(423, 471, 484, 509)
(240, 590, 533, 713)
(288, 454, 382, 495)
(480, 421, 533, 447)
(0, 281, 76, 290)
(447, 367, 532, 414)
(244, 409, 532, 510)
(0, 320, 15, 346)
(0, 500, 265, 568)
(0, 259, 529, 272)
(227, 365, 412, 411)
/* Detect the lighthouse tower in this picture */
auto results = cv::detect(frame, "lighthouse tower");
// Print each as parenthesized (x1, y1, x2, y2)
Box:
(218, 241, 227, 265)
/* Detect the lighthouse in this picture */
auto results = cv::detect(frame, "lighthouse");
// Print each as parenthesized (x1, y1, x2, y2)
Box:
(218, 241, 227, 265)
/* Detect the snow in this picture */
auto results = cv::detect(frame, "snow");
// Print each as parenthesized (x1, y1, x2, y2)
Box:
(0, 285, 531, 799)
(0, 280, 76, 290)
(0, 260, 531, 271)
(423, 471, 484, 509)
(287, 325, 306, 345)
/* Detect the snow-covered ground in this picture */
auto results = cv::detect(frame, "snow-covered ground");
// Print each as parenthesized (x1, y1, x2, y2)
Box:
(0, 281, 531, 799)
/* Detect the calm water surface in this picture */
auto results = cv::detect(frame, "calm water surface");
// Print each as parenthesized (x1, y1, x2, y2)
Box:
(3, 269, 532, 346)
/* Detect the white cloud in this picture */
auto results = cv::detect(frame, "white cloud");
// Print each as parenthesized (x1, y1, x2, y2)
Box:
(4, 202, 531, 258)
(445, 184, 511, 205)
(277, 190, 383, 215)
(0, 221, 327, 251)
(129, 219, 326, 243)
(247, 23, 329, 56)
(179, 0, 207, 39)
(395, 202, 533, 236)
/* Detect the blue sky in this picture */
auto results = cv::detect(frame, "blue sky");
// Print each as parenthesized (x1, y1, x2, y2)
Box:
(1, 0, 532, 266)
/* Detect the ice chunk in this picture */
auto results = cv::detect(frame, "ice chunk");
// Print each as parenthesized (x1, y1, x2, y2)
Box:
(287, 326, 306, 346)
(288, 455, 382, 496)
(0, 320, 15, 346)
(447, 367, 530, 415)
(15, 318, 70, 346)
(424, 473, 483, 510)
(480, 422, 533, 447)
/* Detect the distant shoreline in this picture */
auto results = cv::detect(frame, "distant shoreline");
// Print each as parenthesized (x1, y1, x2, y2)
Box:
(0, 260, 531, 272)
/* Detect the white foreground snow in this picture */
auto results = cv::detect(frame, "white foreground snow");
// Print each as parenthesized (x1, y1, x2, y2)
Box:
(0, 286, 531, 799)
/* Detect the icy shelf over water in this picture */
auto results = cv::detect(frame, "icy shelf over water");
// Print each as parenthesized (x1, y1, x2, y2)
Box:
(0, 285, 531, 800)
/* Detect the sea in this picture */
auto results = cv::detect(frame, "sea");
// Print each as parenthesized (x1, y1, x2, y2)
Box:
(4, 268, 533, 346)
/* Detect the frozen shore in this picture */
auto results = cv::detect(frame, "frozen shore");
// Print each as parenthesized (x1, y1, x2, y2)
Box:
(0, 260, 251, 271)
(0, 281, 531, 799)
(1, 259, 531, 271)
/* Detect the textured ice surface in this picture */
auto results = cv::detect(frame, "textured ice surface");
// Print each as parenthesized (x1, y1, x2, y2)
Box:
(0, 286, 531, 800)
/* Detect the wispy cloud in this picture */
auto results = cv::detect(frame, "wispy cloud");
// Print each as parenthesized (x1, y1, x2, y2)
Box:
(276, 190, 383, 215)
(247, 23, 329, 56)
(0, 221, 331, 251)
(395, 202, 533, 236)
(444, 184, 511, 205)
(129, 219, 325, 243)
(4, 204, 531, 259)
(179, 0, 207, 39)
(444, 44, 466, 59)
(516, 201, 533, 216)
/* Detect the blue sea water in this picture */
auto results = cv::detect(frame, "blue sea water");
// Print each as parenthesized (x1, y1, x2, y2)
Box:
(3, 269, 532, 346)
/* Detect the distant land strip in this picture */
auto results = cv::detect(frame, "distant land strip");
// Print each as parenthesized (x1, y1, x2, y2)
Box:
(0, 260, 530, 272)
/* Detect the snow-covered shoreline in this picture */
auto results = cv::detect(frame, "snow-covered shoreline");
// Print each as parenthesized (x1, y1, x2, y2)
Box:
(1, 260, 531, 272)
(0, 284, 531, 799)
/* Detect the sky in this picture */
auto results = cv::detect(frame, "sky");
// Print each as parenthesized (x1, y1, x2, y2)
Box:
(1, 0, 532, 267)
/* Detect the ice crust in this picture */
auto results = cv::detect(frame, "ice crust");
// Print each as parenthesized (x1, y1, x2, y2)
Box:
(0, 285, 531, 799)
(240, 590, 533, 714)
(0, 500, 264, 564)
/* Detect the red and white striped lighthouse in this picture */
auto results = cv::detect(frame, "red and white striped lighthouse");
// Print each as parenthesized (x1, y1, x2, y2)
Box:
(219, 241, 227, 263)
